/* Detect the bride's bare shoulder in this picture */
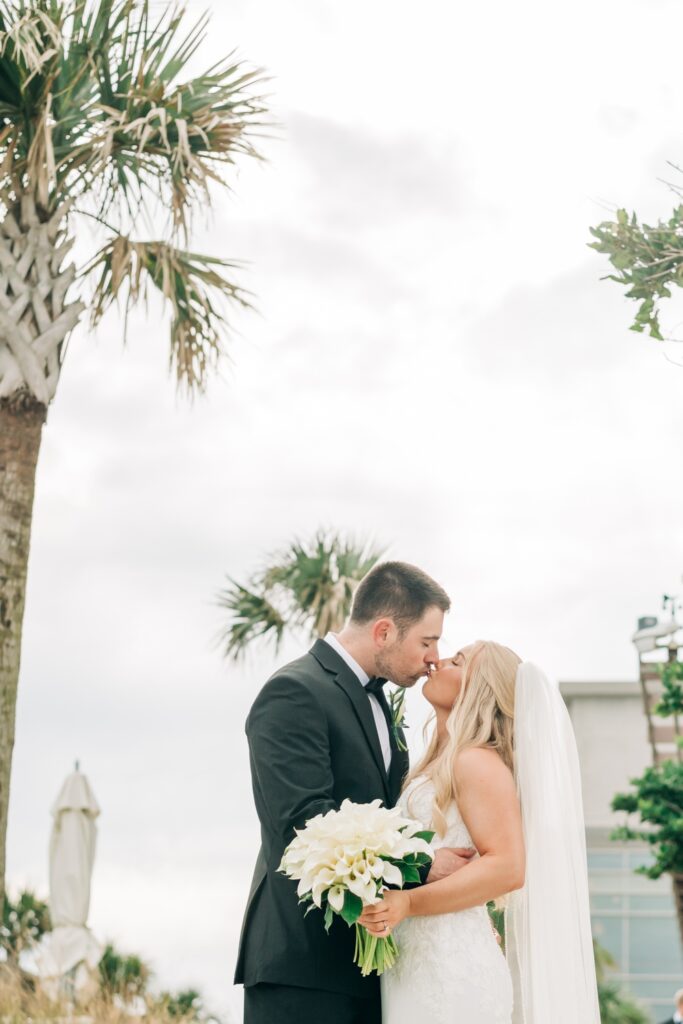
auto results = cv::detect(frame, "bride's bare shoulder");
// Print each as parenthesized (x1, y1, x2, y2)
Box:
(453, 746, 514, 786)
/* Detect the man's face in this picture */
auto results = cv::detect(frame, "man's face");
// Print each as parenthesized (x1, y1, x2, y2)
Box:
(376, 605, 445, 688)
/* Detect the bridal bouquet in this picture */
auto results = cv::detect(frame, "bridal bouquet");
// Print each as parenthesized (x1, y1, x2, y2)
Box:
(279, 799, 434, 976)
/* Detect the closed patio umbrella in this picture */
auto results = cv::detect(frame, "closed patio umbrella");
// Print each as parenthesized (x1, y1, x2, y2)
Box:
(33, 764, 102, 992)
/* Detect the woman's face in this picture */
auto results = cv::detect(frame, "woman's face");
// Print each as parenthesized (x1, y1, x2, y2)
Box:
(422, 644, 477, 711)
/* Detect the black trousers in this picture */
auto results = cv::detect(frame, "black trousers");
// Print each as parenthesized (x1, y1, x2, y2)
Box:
(243, 982, 381, 1024)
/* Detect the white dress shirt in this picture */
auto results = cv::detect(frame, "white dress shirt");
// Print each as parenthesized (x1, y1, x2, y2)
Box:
(323, 632, 392, 772)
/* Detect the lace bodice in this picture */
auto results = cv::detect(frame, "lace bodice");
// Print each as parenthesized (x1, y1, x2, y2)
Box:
(381, 776, 513, 1024)
(399, 775, 474, 851)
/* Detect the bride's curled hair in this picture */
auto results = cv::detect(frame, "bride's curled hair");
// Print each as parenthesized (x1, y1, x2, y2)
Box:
(406, 641, 521, 837)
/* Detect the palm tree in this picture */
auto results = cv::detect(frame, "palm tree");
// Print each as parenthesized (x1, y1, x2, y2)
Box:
(1, 889, 51, 966)
(0, 0, 266, 903)
(217, 531, 383, 660)
(98, 942, 150, 1000)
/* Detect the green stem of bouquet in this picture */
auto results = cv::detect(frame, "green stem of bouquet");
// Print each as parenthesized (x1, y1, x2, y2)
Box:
(354, 924, 399, 976)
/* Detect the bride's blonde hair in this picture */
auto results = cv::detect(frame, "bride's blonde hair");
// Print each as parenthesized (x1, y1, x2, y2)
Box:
(405, 640, 521, 836)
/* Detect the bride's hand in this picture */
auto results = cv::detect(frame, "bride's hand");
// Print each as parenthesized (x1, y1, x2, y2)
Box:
(358, 891, 411, 936)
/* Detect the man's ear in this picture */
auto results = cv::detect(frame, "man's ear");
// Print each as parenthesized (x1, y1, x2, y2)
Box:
(372, 617, 396, 647)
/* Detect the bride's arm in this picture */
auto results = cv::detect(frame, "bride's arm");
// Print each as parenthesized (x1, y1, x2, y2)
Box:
(359, 747, 525, 933)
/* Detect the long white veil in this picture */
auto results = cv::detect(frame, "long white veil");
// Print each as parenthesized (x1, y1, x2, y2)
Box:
(505, 662, 600, 1024)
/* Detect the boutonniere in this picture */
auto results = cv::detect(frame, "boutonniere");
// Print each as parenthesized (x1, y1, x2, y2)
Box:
(388, 686, 408, 752)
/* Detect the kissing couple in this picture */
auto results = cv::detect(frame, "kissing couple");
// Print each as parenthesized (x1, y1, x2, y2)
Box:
(235, 561, 600, 1024)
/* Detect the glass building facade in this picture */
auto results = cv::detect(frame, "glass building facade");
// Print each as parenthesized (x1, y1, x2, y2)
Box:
(559, 681, 683, 1024)
(588, 835, 683, 1022)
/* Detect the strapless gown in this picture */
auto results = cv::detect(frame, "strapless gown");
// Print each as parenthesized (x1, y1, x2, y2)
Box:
(381, 776, 513, 1024)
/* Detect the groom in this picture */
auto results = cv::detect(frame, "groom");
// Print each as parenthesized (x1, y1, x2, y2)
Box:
(236, 561, 470, 1024)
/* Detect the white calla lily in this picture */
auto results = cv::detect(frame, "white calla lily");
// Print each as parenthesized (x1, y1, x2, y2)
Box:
(380, 861, 403, 887)
(279, 799, 435, 975)
(328, 885, 345, 912)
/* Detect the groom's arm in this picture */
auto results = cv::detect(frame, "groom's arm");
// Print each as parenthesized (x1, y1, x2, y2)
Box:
(410, 848, 474, 888)
(425, 847, 476, 883)
(247, 674, 336, 849)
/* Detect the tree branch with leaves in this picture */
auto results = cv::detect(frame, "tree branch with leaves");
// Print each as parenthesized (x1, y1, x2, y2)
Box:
(611, 661, 683, 944)
(590, 204, 683, 345)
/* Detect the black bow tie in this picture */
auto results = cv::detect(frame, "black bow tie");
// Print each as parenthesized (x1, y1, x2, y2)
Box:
(366, 677, 388, 697)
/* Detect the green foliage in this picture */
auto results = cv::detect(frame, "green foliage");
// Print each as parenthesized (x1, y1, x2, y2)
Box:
(656, 661, 683, 718)
(388, 685, 409, 752)
(0, 965, 219, 1024)
(340, 890, 362, 926)
(157, 988, 203, 1020)
(217, 581, 286, 660)
(0, 0, 266, 219)
(83, 239, 251, 388)
(611, 758, 683, 878)
(611, 656, 683, 882)
(487, 901, 505, 944)
(589, 205, 683, 341)
(0, 891, 50, 962)
(98, 942, 151, 999)
(593, 937, 616, 984)
(594, 940, 649, 1024)
(598, 980, 650, 1024)
(217, 530, 383, 659)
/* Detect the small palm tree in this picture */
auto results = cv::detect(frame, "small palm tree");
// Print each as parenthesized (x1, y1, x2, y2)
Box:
(1, 890, 51, 966)
(98, 942, 150, 1000)
(593, 940, 649, 1024)
(0, 0, 267, 903)
(218, 531, 383, 660)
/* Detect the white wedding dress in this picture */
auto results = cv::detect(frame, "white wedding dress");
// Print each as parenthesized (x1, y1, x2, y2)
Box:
(381, 775, 513, 1024)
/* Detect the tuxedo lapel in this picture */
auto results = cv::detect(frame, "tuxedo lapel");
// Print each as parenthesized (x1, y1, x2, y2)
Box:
(311, 639, 390, 803)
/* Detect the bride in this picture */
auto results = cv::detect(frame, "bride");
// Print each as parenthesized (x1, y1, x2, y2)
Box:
(359, 641, 601, 1024)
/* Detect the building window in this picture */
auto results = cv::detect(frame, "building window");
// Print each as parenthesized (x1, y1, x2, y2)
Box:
(589, 845, 683, 1021)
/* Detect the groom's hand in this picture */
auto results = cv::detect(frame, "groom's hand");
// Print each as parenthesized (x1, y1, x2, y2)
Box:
(426, 847, 476, 883)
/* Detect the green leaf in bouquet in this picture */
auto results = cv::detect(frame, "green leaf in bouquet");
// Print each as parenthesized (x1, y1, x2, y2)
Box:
(399, 864, 422, 884)
(413, 830, 436, 843)
(324, 902, 335, 932)
(340, 890, 363, 926)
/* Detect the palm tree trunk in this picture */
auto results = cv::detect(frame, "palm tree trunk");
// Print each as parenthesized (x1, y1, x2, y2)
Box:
(0, 398, 46, 906)
(0, 189, 83, 903)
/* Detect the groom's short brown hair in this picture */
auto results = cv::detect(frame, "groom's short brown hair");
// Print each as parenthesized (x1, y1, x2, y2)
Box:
(350, 561, 450, 634)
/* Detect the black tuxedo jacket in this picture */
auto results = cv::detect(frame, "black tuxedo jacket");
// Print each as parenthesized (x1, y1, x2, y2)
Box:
(659, 1017, 676, 1024)
(235, 639, 410, 998)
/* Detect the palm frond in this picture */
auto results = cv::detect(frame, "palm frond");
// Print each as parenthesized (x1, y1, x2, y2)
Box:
(263, 531, 383, 637)
(83, 234, 252, 391)
(220, 532, 384, 662)
(0, 0, 268, 395)
(0, 0, 268, 231)
(216, 580, 286, 661)
(0, 7, 61, 78)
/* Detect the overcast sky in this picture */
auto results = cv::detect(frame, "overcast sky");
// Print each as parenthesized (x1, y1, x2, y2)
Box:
(8, 0, 683, 1019)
